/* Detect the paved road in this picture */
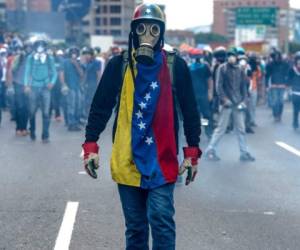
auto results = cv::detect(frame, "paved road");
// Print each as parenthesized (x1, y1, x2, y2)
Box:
(1, 104, 300, 250)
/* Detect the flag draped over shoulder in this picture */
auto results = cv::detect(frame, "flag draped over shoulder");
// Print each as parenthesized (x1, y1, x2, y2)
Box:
(111, 51, 179, 189)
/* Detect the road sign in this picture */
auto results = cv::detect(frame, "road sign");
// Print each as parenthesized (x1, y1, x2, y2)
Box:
(236, 7, 277, 27)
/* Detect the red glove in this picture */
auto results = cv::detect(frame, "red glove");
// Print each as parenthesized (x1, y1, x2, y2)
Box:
(82, 142, 99, 179)
(179, 147, 202, 185)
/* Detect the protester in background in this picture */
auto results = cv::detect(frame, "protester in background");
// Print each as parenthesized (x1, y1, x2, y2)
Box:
(288, 51, 300, 130)
(189, 51, 213, 138)
(94, 46, 105, 77)
(5, 47, 17, 122)
(0, 54, 3, 125)
(203, 45, 213, 66)
(238, 53, 255, 134)
(24, 36, 57, 143)
(0, 47, 8, 112)
(212, 46, 227, 116)
(60, 47, 83, 131)
(266, 49, 290, 122)
(50, 49, 65, 122)
(204, 47, 255, 162)
(81, 47, 101, 118)
(7, 44, 29, 136)
(248, 53, 262, 127)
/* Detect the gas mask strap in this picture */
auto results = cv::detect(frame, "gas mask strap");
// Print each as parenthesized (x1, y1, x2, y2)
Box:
(128, 32, 137, 85)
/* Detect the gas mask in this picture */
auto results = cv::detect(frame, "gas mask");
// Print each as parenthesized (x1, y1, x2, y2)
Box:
(34, 42, 47, 63)
(71, 53, 78, 60)
(37, 45, 45, 53)
(134, 22, 161, 65)
(239, 59, 247, 67)
(228, 55, 237, 65)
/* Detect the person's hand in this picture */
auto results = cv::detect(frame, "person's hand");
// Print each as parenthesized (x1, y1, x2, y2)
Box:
(6, 86, 15, 96)
(24, 86, 31, 94)
(47, 83, 54, 90)
(179, 147, 202, 185)
(223, 98, 233, 108)
(237, 102, 247, 110)
(61, 85, 69, 96)
(82, 142, 99, 179)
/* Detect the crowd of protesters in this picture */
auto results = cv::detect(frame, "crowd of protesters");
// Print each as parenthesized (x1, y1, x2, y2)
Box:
(0, 32, 300, 152)
(179, 45, 300, 162)
(0, 33, 120, 143)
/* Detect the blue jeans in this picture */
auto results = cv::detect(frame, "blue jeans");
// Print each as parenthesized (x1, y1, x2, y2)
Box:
(205, 106, 248, 155)
(118, 184, 176, 250)
(28, 87, 51, 139)
(67, 88, 82, 127)
(270, 88, 285, 118)
(249, 90, 258, 124)
(14, 83, 29, 130)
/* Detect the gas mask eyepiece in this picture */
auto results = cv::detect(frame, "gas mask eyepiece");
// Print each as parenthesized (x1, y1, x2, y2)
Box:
(135, 22, 161, 65)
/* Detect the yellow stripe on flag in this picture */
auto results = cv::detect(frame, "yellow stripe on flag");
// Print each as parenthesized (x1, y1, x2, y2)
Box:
(110, 66, 141, 187)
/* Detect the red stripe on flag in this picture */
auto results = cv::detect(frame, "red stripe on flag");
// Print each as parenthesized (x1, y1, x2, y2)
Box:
(152, 52, 179, 182)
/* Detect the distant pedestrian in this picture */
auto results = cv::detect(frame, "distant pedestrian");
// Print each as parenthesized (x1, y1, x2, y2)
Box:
(248, 53, 262, 128)
(50, 49, 65, 122)
(7, 44, 29, 136)
(81, 47, 101, 118)
(24, 36, 57, 143)
(288, 51, 300, 130)
(204, 47, 255, 162)
(189, 53, 214, 138)
(60, 47, 83, 131)
(266, 50, 289, 122)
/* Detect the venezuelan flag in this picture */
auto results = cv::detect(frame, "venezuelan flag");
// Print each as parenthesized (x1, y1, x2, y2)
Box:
(111, 51, 178, 189)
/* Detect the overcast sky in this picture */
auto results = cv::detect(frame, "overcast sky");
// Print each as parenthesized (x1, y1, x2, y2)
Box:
(144, 0, 300, 30)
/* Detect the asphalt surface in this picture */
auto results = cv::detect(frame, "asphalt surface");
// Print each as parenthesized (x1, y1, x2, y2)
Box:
(1, 104, 300, 250)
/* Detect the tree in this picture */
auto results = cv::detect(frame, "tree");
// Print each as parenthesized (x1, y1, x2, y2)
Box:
(195, 32, 229, 44)
(289, 42, 300, 54)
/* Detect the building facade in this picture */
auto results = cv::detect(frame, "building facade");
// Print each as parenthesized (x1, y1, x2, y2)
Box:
(290, 8, 300, 43)
(6, 0, 65, 40)
(165, 30, 195, 48)
(0, 0, 6, 27)
(82, 0, 137, 43)
(213, 0, 290, 49)
(6, 0, 51, 12)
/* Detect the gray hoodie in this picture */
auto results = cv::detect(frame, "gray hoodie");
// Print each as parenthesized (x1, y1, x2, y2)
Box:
(216, 62, 248, 105)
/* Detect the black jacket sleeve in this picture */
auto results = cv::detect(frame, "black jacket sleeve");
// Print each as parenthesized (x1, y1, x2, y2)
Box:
(174, 56, 201, 147)
(85, 55, 123, 142)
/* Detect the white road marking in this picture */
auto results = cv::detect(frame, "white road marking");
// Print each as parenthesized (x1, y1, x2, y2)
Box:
(275, 141, 300, 157)
(78, 171, 87, 175)
(54, 202, 79, 250)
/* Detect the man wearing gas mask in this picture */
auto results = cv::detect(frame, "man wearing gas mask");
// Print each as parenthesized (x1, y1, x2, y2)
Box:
(24, 35, 57, 143)
(82, 4, 201, 249)
(204, 47, 255, 162)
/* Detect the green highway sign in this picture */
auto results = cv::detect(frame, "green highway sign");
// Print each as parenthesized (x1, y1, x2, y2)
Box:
(236, 7, 277, 27)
